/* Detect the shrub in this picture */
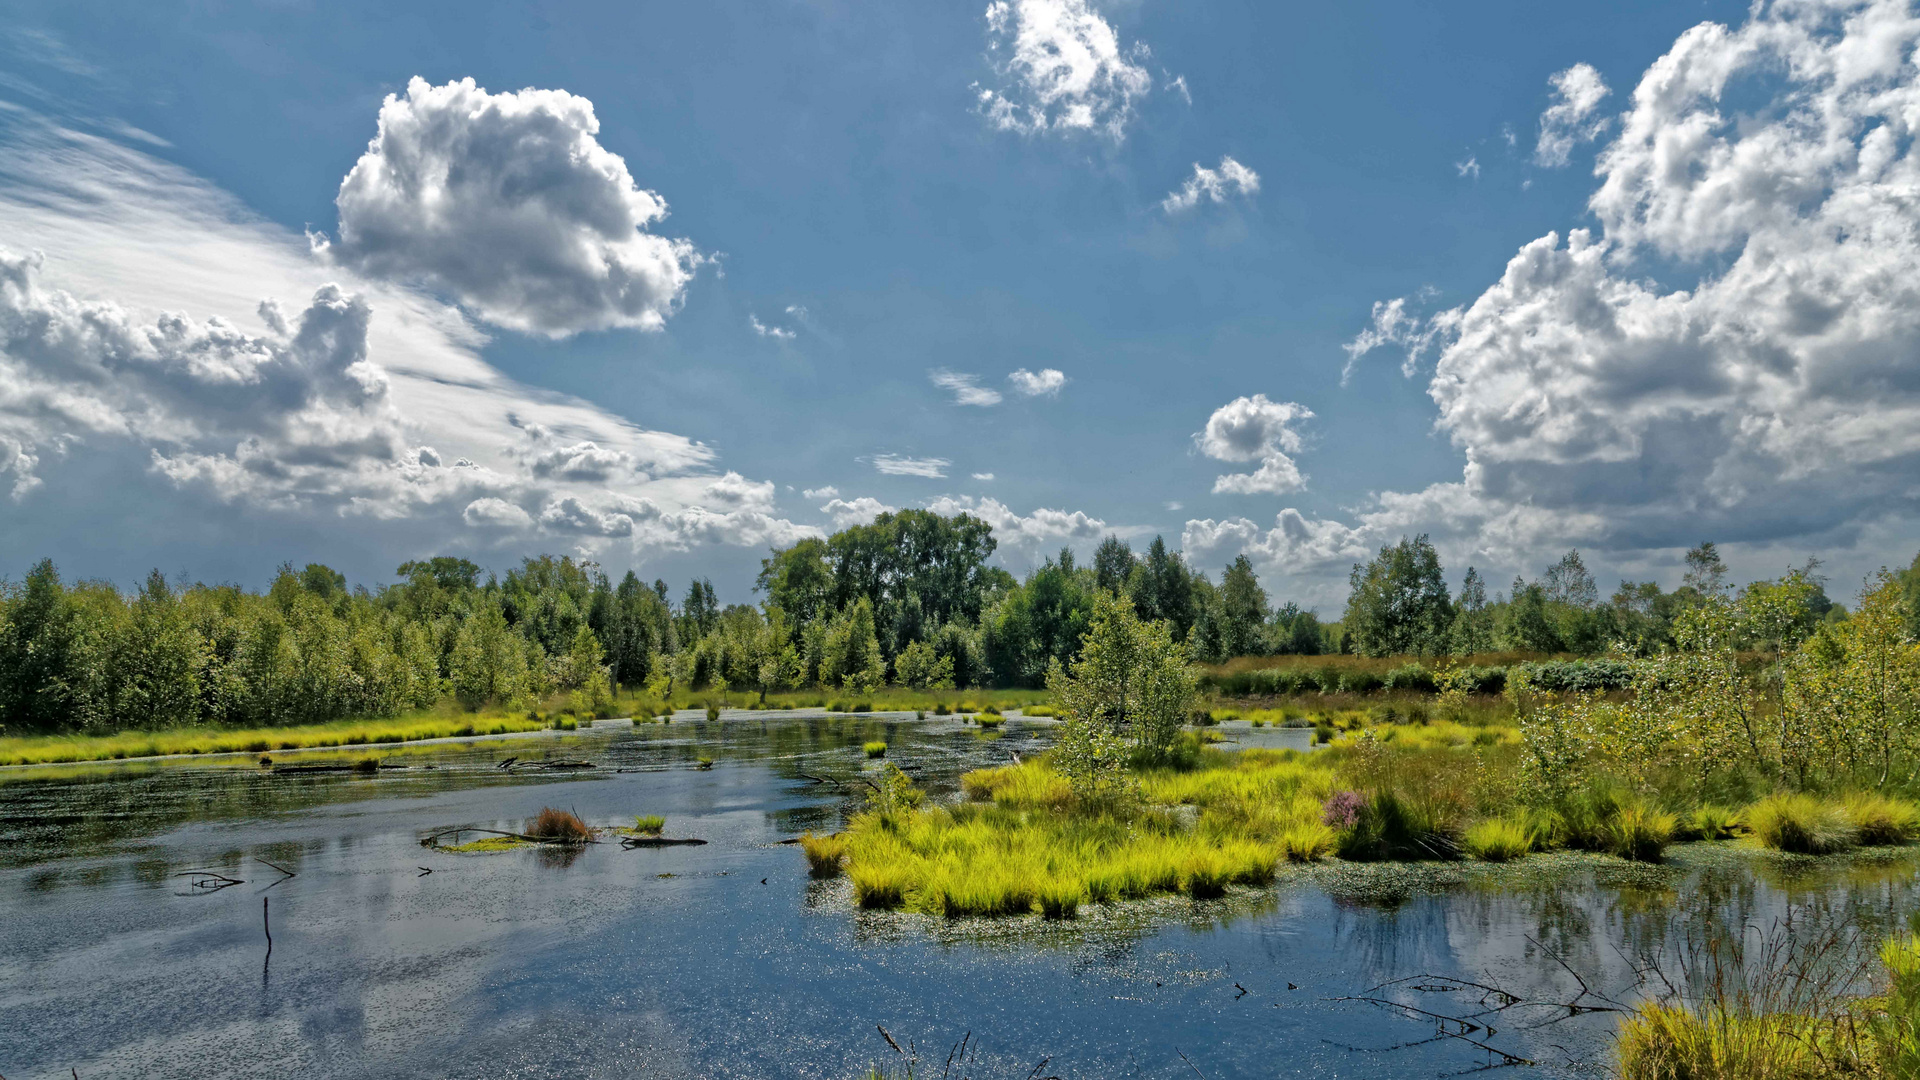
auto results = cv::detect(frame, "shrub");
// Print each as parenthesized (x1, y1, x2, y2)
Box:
(1463, 817, 1533, 862)
(632, 814, 665, 835)
(800, 832, 847, 877)
(528, 807, 592, 843)
(932, 702, 951, 715)
(864, 741, 888, 758)
(352, 756, 381, 774)
(852, 703, 873, 713)
(1746, 794, 1856, 854)
(976, 716, 1003, 730)
(1844, 793, 1920, 845)
(705, 703, 721, 721)
(1382, 664, 1435, 693)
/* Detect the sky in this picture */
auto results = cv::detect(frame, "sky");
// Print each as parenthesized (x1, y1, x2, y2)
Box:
(3, 0, 1919, 610)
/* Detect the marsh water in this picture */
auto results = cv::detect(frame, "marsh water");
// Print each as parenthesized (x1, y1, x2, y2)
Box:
(1, 712, 1916, 1079)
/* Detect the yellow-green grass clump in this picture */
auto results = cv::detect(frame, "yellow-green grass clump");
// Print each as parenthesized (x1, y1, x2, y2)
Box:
(1463, 817, 1535, 862)
(1745, 793, 1861, 855)
(800, 832, 848, 877)
(864, 741, 888, 758)
(0, 713, 550, 767)
(838, 749, 1338, 917)
(631, 815, 666, 835)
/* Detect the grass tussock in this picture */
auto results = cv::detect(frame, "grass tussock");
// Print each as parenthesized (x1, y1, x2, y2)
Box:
(631, 814, 665, 835)
(800, 832, 847, 877)
(1746, 794, 1859, 855)
(864, 741, 888, 758)
(1463, 817, 1535, 862)
(527, 807, 591, 843)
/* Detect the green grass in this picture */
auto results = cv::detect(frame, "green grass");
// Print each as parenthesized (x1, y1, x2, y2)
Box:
(632, 815, 665, 835)
(0, 712, 551, 767)
(800, 832, 847, 877)
(1745, 793, 1859, 854)
(864, 741, 888, 758)
(1463, 817, 1535, 862)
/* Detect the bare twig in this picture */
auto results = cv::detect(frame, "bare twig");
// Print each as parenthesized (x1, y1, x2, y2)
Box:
(1176, 1047, 1207, 1078)
(878, 1024, 904, 1057)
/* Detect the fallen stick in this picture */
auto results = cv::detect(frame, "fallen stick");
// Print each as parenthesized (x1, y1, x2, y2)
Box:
(619, 836, 708, 848)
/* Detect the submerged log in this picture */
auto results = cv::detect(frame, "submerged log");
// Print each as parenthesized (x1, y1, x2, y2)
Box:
(619, 836, 707, 848)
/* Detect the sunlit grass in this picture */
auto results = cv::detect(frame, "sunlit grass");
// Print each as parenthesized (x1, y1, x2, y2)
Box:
(0, 712, 551, 767)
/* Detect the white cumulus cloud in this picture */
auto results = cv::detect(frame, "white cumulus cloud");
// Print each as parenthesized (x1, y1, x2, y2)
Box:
(1162, 156, 1260, 213)
(1534, 62, 1611, 168)
(749, 314, 795, 340)
(1007, 367, 1068, 396)
(1195, 394, 1314, 495)
(927, 494, 1104, 547)
(930, 369, 1003, 407)
(976, 0, 1156, 142)
(821, 495, 896, 529)
(316, 77, 702, 338)
(802, 485, 839, 500)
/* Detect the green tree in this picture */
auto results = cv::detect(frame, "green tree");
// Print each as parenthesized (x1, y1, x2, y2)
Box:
(1343, 535, 1454, 657)
(0, 559, 83, 732)
(117, 570, 204, 729)
(1092, 535, 1136, 595)
(1128, 536, 1196, 639)
(1218, 555, 1268, 659)
(1047, 593, 1198, 793)
(1448, 566, 1494, 655)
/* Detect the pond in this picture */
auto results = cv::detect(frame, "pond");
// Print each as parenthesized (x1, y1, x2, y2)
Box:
(0, 711, 1913, 1079)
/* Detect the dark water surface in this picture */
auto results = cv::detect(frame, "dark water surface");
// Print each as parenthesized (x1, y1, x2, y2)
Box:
(1, 712, 1915, 1079)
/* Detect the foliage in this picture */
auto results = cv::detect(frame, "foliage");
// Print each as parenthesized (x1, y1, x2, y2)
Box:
(1046, 593, 1198, 798)
(1343, 535, 1454, 657)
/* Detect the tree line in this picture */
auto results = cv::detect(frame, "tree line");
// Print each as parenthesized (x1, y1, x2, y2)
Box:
(4, 508, 1917, 735)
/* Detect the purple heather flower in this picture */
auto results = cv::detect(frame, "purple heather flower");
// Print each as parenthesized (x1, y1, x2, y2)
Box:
(1322, 790, 1365, 829)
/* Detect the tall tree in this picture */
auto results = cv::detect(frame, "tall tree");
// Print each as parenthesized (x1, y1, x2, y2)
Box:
(1219, 555, 1269, 659)
(1449, 566, 1494, 655)
(1129, 536, 1196, 640)
(1092, 535, 1136, 595)
(1342, 535, 1454, 657)
(0, 559, 82, 732)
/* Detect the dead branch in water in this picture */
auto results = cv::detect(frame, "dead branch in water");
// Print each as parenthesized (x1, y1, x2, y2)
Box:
(618, 836, 707, 848)
(174, 870, 243, 893)
(418, 826, 598, 848)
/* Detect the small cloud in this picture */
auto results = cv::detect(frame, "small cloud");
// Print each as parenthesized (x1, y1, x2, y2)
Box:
(930, 369, 1003, 407)
(871, 454, 950, 479)
(1500, 123, 1517, 148)
(972, 472, 995, 481)
(802, 485, 840, 500)
(820, 495, 896, 529)
(1162, 156, 1260, 214)
(1535, 62, 1611, 167)
(1167, 74, 1192, 105)
(750, 314, 796, 340)
(1007, 367, 1067, 397)
(1165, 500, 1182, 512)
(1455, 156, 1481, 179)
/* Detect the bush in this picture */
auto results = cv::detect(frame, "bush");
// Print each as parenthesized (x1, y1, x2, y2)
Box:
(1463, 817, 1534, 862)
(932, 702, 951, 715)
(705, 703, 721, 721)
(1746, 794, 1856, 854)
(1513, 659, 1633, 693)
(1382, 664, 1435, 693)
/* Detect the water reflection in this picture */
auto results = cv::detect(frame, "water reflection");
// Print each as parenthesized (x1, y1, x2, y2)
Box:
(0, 712, 1913, 1079)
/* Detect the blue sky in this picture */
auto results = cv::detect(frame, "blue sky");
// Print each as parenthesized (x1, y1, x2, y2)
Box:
(3, 0, 1917, 608)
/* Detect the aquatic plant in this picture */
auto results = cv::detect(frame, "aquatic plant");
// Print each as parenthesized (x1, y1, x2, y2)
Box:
(1684, 804, 1741, 841)
(976, 716, 1003, 730)
(864, 741, 887, 758)
(1602, 801, 1676, 862)
(632, 815, 665, 835)
(705, 703, 721, 721)
(352, 756, 381, 774)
